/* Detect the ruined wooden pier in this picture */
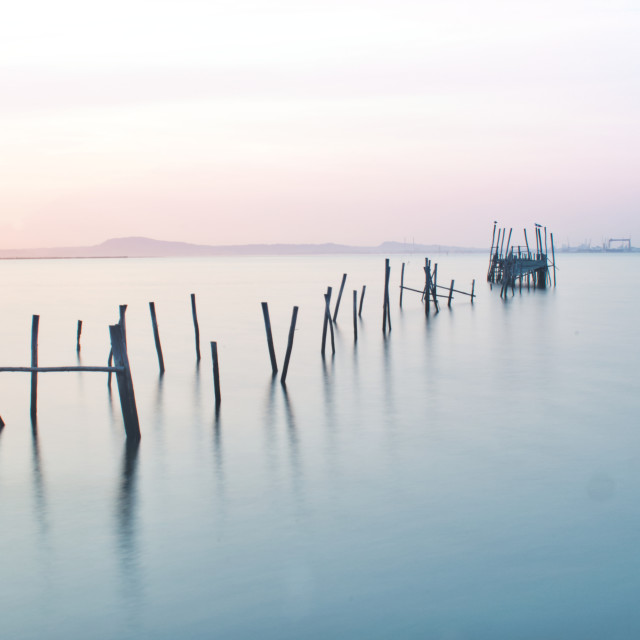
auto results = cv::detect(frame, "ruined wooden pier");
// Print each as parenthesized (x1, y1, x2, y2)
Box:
(487, 222, 556, 297)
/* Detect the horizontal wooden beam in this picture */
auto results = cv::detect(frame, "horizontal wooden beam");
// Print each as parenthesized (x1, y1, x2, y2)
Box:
(0, 366, 122, 373)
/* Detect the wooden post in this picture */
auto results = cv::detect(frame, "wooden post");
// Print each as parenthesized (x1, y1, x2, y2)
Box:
(358, 285, 366, 317)
(261, 302, 278, 374)
(109, 305, 127, 388)
(210, 341, 221, 406)
(544, 226, 548, 257)
(500, 228, 506, 256)
(550, 232, 557, 286)
(190, 293, 201, 361)
(30, 315, 39, 420)
(281, 306, 299, 385)
(524, 228, 530, 255)
(326, 294, 335, 354)
(489, 221, 497, 256)
(504, 228, 513, 257)
(387, 265, 391, 331)
(76, 320, 82, 352)
(399, 262, 405, 307)
(119, 305, 128, 343)
(321, 287, 333, 355)
(448, 280, 454, 307)
(430, 262, 439, 311)
(471, 279, 475, 302)
(383, 259, 390, 333)
(149, 302, 165, 374)
(109, 322, 140, 440)
(353, 290, 358, 341)
(333, 274, 347, 323)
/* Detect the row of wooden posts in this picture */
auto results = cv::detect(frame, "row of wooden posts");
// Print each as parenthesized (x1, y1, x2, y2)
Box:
(0, 257, 475, 441)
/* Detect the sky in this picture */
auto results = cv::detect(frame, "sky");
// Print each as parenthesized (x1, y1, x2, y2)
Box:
(1, 0, 638, 249)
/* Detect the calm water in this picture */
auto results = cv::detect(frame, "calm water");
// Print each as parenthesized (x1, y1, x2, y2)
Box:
(0, 253, 638, 639)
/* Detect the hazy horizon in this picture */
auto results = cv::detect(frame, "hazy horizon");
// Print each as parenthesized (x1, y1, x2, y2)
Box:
(2, 0, 638, 249)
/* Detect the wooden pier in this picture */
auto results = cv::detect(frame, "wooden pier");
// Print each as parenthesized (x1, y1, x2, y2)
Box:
(487, 222, 556, 297)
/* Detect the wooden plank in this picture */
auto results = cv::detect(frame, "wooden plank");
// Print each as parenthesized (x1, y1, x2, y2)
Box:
(261, 302, 278, 374)
(280, 306, 299, 385)
(0, 366, 121, 373)
(149, 302, 165, 374)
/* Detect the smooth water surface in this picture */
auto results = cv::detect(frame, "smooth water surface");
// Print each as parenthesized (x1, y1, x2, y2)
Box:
(0, 253, 639, 639)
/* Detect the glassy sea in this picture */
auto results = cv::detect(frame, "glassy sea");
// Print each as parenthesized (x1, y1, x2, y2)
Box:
(0, 253, 638, 640)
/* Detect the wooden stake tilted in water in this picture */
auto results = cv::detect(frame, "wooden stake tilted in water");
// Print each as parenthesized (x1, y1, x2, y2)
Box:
(321, 287, 334, 356)
(109, 322, 140, 440)
(281, 306, 299, 385)
(191, 293, 201, 361)
(211, 341, 221, 407)
(358, 285, 366, 317)
(261, 302, 278, 375)
(333, 274, 347, 323)
(76, 320, 82, 352)
(149, 302, 165, 374)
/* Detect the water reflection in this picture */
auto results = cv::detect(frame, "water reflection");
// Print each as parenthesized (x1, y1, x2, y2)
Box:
(116, 439, 142, 621)
(212, 406, 225, 497)
(30, 418, 49, 537)
(281, 385, 304, 512)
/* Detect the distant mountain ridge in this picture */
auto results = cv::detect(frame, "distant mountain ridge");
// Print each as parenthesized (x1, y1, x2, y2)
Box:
(0, 236, 483, 259)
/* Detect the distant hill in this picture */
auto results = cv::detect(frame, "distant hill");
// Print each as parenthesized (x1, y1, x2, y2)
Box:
(0, 237, 483, 259)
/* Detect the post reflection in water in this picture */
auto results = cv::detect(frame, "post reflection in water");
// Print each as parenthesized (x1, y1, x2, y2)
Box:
(281, 384, 304, 509)
(116, 439, 142, 622)
(263, 377, 280, 481)
(30, 418, 49, 537)
(212, 406, 225, 500)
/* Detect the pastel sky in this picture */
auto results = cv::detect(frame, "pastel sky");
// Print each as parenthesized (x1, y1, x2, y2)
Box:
(1, 0, 638, 249)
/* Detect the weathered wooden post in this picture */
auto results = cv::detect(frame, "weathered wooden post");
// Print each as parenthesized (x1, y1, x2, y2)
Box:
(471, 279, 475, 302)
(149, 302, 165, 374)
(190, 293, 201, 361)
(30, 315, 39, 420)
(119, 305, 128, 343)
(358, 285, 366, 317)
(261, 302, 278, 375)
(383, 259, 391, 333)
(76, 320, 82, 352)
(281, 306, 299, 385)
(353, 290, 358, 341)
(504, 228, 513, 258)
(550, 232, 557, 286)
(399, 262, 405, 307)
(333, 274, 347, 323)
(321, 287, 334, 356)
(448, 280, 455, 307)
(210, 341, 221, 407)
(109, 322, 141, 440)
